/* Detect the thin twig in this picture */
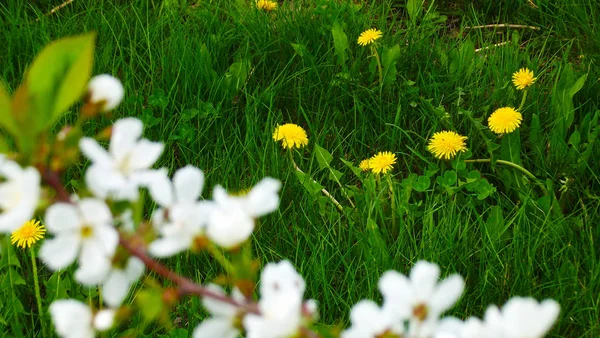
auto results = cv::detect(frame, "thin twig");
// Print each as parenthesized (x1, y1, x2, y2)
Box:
(119, 235, 261, 314)
(35, 0, 75, 21)
(475, 41, 509, 53)
(465, 23, 540, 30)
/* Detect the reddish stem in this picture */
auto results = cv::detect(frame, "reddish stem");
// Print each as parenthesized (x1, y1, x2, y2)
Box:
(119, 236, 260, 314)
(41, 167, 72, 203)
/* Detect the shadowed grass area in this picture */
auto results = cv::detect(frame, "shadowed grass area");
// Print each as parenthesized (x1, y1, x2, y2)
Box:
(0, 0, 598, 337)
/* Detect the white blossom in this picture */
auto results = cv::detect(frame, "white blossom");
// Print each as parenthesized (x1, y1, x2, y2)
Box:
(79, 117, 164, 201)
(0, 156, 40, 233)
(147, 166, 212, 257)
(193, 284, 245, 338)
(88, 74, 124, 111)
(483, 297, 560, 338)
(342, 300, 402, 338)
(39, 198, 118, 285)
(206, 177, 281, 249)
(102, 256, 145, 307)
(50, 299, 115, 338)
(378, 261, 464, 337)
(243, 260, 311, 338)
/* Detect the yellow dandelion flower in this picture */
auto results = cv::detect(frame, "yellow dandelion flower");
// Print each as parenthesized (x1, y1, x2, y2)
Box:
(369, 151, 396, 174)
(427, 131, 468, 160)
(257, 0, 277, 11)
(11, 220, 46, 249)
(273, 123, 309, 149)
(359, 158, 371, 171)
(357, 28, 382, 46)
(512, 68, 536, 90)
(488, 107, 523, 134)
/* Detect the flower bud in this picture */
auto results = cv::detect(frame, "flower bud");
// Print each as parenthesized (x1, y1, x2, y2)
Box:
(88, 74, 124, 111)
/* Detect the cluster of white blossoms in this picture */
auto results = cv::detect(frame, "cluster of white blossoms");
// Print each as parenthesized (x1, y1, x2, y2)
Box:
(342, 261, 560, 338)
(0, 74, 561, 338)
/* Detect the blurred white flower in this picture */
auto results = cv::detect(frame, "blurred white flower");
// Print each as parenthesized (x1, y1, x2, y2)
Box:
(244, 260, 311, 338)
(39, 198, 118, 285)
(147, 166, 213, 257)
(0, 156, 40, 233)
(79, 117, 164, 201)
(50, 299, 115, 338)
(484, 297, 560, 338)
(342, 300, 401, 338)
(193, 284, 245, 338)
(206, 177, 281, 249)
(88, 74, 124, 111)
(378, 261, 464, 337)
(102, 256, 145, 307)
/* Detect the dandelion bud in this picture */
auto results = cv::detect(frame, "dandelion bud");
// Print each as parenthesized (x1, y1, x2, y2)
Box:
(87, 74, 124, 112)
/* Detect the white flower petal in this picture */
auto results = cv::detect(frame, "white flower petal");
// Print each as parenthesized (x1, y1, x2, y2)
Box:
(125, 257, 146, 282)
(88, 74, 124, 111)
(79, 138, 113, 166)
(430, 274, 464, 314)
(49, 300, 94, 338)
(128, 139, 164, 170)
(45, 203, 81, 233)
(148, 237, 191, 257)
(146, 169, 173, 207)
(94, 224, 120, 257)
(410, 261, 441, 299)
(93, 309, 116, 331)
(245, 177, 281, 217)
(79, 198, 113, 226)
(193, 318, 239, 338)
(173, 165, 204, 203)
(109, 117, 143, 162)
(40, 235, 81, 270)
(85, 165, 125, 199)
(207, 208, 254, 249)
(202, 284, 238, 317)
(378, 270, 413, 319)
(103, 269, 131, 307)
(75, 242, 112, 285)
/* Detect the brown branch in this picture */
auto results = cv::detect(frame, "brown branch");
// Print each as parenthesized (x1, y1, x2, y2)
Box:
(41, 168, 72, 203)
(119, 235, 260, 314)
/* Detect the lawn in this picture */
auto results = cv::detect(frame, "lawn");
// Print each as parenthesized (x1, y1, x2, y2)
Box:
(0, 0, 599, 337)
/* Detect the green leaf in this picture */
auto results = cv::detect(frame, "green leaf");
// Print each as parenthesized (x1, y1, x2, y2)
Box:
(569, 73, 588, 97)
(0, 82, 18, 136)
(382, 44, 401, 86)
(136, 289, 164, 322)
(341, 158, 362, 178)
(331, 21, 349, 68)
(529, 113, 541, 148)
(27, 32, 96, 130)
(485, 206, 506, 243)
(568, 130, 581, 148)
(328, 168, 344, 182)
(407, 0, 423, 22)
(314, 144, 333, 170)
(291, 43, 309, 58)
(294, 170, 323, 196)
(436, 170, 457, 186)
(413, 175, 430, 192)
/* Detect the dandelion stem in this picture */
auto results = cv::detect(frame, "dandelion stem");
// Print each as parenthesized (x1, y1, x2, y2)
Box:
(288, 150, 344, 212)
(518, 89, 528, 111)
(371, 45, 383, 88)
(385, 174, 397, 232)
(465, 158, 547, 194)
(30, 249, 46, 338)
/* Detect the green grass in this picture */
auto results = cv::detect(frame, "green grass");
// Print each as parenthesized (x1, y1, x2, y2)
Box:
(1, 0, 599, 337)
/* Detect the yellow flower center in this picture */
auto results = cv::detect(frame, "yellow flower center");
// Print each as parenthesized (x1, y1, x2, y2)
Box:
(80, 225, 94, 239)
